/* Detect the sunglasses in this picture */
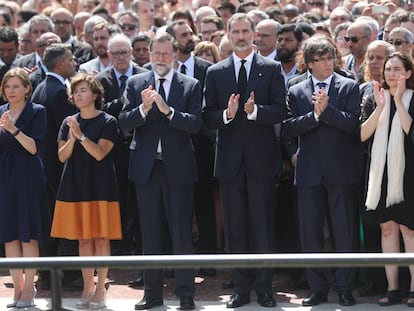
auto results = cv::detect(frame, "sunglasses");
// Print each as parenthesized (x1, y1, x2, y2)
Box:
(119, 24, 137, 31)
(344, 35, 368, 43)
(307, 1, 324, 6)
(388, 39, 409, 46)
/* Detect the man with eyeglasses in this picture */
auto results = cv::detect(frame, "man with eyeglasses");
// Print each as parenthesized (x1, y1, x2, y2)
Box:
(200, 15, 224, 42)
(116, 11, 140, 39)
(388, 27, 413, 58)
(119, 32, 201, 311)
(344, 20, 373, 82)
(284, 35, 361, 308)
(329, 7, 352, 33)
(50, 7, 93, 65)
(96, 33, 146, 274)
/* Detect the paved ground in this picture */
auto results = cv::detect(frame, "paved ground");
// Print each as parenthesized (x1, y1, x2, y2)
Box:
(0, 269, 408, 310)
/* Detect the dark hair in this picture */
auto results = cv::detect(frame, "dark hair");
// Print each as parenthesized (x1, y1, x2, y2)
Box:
(16, 10, 38, 24)
(381, 52, 414, 90)
(0, 11, 11, 26)
(0, 68, 32, 101)
(302, 35, 336, 66)
(131, 34, 151, 46)
(237, 1, 258, 13)
(171, 9, 197, 35)
(0, 26, 18, 44)
(278, 23, 302, 42)
(217, 2, 236, 14)
(69, 73, 104, 109)
(43, 43, 71, 71)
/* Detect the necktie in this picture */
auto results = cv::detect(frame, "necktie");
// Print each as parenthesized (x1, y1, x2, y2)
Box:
(238, 59, 247, 100)
(316, 82, 327, 91)
(119, 75, 128, 97)
(158, 78, 166, 101)
(180, 64, 187, 75)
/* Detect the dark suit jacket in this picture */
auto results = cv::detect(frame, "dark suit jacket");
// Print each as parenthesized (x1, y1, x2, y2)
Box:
(193, 56, 212, 95)
(16, 52, 36, 70)
(71, 38, 93, 65)
(29, 66, 47, 92)
(203, 53, 287, 180)
(31, 75, 77, 196)
(96, 64, 148, 117)
(119, 71, 202, 186)
(283, 73, 360, 186)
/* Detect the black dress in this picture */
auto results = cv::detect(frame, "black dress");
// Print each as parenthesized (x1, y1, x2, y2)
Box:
(0, 102, 49, 243)
(363, 94, 414, 229)
(51, 112, 122, 240)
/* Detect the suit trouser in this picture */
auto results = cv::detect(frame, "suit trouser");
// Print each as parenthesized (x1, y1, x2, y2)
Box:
(220, 164, 277, 296)
(134, 160, 195, 299)
(297, 183, 358, 293)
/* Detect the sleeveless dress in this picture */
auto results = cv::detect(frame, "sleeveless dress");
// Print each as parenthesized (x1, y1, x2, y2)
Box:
(51, 112, 122, 240)
(0, 102, 49, 243)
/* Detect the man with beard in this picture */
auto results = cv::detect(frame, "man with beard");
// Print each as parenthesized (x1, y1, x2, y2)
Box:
(119, 32, 202, 310)
(166, 21, 217, 276)
(79, 22, 118, 74)
(276, 23, 302, 87)
(203, 13, 287, 308)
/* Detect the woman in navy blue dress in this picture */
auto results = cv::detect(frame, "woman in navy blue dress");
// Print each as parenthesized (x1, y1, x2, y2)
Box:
(51, 73, 121, 310)
(0, 68, 48, 308)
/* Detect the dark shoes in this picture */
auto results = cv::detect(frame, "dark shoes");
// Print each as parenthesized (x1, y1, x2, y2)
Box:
(128, 274, 144, 288)
(222, 280, 234, 290)
(302, 291, 328, 306)
(180, 296, 195, 310)
(338, 290, 356, 306)
(226, 294, 250, 308)
(358, 281, 385, 297)
(199, 268, 216, 277)
(135, 296, 163, 310)
(257, 293, 276, 307)
(378, 289, 401, 306)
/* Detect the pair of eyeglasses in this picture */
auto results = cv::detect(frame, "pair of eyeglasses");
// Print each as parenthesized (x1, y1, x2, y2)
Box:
(388, 39, 409, 46)
(119, 24, 137, 31)
(343, 35, 368, 43)
(110, 50, 130, 57)
(312, 56, 334, 63)
(52, 20, 72, 25)
(307, 1, 324, 6)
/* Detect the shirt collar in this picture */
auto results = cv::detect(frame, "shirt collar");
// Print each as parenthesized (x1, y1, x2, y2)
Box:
(113, 64, 133, 80)
(232, 50, 254, 65)
(46, 72, 66, 86)
(312, 74, 333, 88)
(154, 68, 174, 83)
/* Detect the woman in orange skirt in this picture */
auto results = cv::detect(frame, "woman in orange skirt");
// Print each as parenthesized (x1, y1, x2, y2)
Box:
(51, 73, 122, 310)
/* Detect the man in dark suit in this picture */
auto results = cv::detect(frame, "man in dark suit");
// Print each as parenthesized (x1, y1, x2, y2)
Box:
(203, 13, 287, 308)
(119, 32, 202, 311)
(166, 19, 217, 275)
(96, 33, 147, 260)
(31, 43, 80, 290)
(283, 36, 361, 307)
(50, 7, 93, 65)
(28, 32, 62, 91)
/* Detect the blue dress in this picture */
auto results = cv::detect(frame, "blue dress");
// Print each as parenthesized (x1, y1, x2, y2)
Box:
(0, 102, 49, 243)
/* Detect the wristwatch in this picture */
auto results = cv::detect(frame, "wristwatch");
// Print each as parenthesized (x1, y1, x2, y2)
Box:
(165, 108, 173, 118)
(79, 134, 87, 142)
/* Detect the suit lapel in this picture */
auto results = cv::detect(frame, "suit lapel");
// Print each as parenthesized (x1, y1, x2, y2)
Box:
(328, 74, 340, 107)
(167, 72, 182, 108)
(110, 69, 120, 96)
(248, 54, 265, 97)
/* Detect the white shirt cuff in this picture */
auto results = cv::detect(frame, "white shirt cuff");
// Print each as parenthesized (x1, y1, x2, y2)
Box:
(223, 109, 233, 124)
(247, 104, 258, 120)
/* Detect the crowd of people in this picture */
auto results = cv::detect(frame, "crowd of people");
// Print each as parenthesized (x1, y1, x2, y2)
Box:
(1, 0, 414, 309)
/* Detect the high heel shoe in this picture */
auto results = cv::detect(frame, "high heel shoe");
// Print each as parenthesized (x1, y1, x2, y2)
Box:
(16, 287, 37, 308)
(89, 290, 106, 310)
(75, 299, 90, 309)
